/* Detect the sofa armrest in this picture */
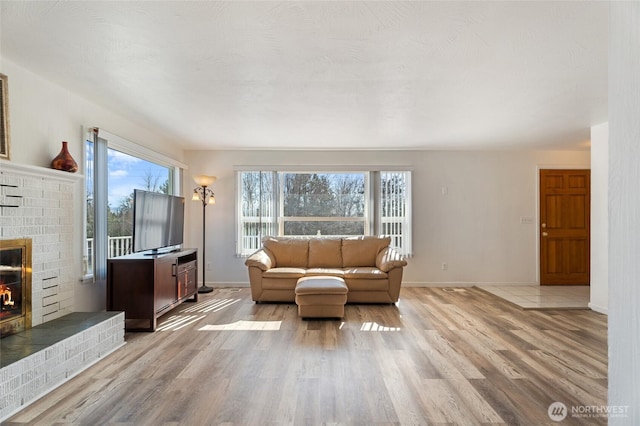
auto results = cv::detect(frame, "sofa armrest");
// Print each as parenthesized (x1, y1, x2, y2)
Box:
(376, 247, 407, 272)
(244, 249, 274, 271)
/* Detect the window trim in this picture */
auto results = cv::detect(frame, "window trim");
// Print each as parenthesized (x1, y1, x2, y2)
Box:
(96, 128, 189, 171)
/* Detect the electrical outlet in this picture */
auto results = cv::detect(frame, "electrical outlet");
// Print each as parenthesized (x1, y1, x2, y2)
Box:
(441, 262, 448, 270)
(206, 262, 212, 271)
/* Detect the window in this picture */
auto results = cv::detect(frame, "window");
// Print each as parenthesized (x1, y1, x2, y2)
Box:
(237, 169, 412, 256)
(84, 128, 183, 280)
(281, 172, 368, 237)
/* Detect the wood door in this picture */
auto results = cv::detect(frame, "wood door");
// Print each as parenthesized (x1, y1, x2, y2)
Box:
(539, 169, 590, 285)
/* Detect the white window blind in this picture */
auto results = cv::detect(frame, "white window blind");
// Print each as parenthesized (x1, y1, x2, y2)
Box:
(237, 171, 277, 255)
(379, 171, 412, 256)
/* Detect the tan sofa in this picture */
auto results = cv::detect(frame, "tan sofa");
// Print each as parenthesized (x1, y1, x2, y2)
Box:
(245, 236, 407, 303)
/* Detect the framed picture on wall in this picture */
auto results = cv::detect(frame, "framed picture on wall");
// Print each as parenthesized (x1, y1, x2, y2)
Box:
(1, 73, 10, 160)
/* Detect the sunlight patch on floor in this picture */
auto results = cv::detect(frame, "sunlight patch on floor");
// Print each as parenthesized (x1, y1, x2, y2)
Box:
(198, 320, 282, 331)
(156, 299, 243, 331)
(157, 314, 207, 331)
(178, 298, 241, 313)
(360, 321, 401, 332)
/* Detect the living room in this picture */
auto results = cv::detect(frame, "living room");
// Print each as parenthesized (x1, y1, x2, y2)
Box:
(0, 1, 638, 424)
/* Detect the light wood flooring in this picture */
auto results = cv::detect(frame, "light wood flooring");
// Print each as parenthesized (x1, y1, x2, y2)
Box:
(5, 287, 607, 425)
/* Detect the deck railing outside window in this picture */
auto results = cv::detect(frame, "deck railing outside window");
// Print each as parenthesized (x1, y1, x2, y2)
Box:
(86, 236, 133, 272)
(239, 218, 405, 256)
(241, 218, 276, 255)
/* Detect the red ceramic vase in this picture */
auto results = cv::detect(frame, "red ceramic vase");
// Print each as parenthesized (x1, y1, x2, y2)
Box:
(51, 141, 78, 173)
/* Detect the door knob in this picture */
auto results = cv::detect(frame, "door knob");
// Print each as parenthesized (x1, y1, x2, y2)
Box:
(541, 223, 547, 228)
(542, 232, 548, 237)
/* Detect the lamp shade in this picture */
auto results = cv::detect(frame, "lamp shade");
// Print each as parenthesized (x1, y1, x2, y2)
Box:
(193, 175, 217, 187)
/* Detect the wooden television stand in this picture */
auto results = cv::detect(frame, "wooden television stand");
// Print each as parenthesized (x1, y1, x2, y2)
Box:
(107, 248, 198, 331)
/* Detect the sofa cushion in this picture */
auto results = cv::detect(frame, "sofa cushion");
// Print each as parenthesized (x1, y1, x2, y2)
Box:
(295, 276, 348, 295)
(342, 236, 391, 267)
(343, 267, 388, 279)
(263, 237, 309, 268)
(308, 238, 342, 268)
(263, 267, 307, 279)
(306, 268, 345, 277)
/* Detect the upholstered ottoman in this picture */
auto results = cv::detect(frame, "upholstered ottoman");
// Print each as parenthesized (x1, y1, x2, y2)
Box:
(294, 276, 348, 318)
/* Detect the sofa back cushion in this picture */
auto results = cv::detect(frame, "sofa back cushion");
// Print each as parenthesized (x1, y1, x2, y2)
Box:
(342, 236, 391, 267)
(263, 237, 309, 268)
(308, 238, 342, 268)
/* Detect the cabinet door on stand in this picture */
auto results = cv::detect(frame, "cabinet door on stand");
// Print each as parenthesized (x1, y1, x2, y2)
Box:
(177, 260, 197, 299)
(186, 263, 197, 295)
(155, 258, 177, 312)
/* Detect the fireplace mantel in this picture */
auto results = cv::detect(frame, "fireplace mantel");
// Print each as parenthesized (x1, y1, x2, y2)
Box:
(0, 159, 84, 182)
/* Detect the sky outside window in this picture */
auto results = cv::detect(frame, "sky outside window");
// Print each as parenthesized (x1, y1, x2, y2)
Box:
(86, 141, 170, 208)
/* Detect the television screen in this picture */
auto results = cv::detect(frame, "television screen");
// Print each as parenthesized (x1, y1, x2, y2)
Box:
(133, 190, 185, 253)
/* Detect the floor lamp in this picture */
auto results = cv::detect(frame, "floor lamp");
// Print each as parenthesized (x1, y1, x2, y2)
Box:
(192, 175, 216, 294)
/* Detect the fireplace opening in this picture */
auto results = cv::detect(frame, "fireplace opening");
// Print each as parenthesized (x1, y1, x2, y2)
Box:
(0, 238, 32, 338)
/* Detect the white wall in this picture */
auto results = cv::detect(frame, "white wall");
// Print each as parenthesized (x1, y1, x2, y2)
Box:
(609, 2, 640, 421)
(1, 60, 184, 168)
(590, 122, 608, 314)
(184, 149, 590, 287)
(0, 59, 185, 312)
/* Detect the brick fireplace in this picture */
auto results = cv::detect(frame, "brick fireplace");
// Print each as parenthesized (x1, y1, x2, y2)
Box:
(0, 160, 125, 421)
(0, 238, 32, 338)
(0, 161, 80, 330)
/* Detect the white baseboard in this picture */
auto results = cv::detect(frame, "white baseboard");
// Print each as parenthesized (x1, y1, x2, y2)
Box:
(588, 302, 608, 315)
(206, 282, 250, 288)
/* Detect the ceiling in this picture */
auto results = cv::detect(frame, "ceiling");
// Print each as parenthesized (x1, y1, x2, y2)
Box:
(1, 1, 608, 151)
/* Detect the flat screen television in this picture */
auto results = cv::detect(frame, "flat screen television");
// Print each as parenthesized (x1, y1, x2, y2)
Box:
(132, 189, 185, 254)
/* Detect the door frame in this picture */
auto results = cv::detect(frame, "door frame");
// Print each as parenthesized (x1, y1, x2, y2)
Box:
(534, 164, 591, 285)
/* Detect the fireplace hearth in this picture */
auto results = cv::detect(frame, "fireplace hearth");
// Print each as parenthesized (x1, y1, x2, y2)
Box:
(0, 238, 32, 338)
